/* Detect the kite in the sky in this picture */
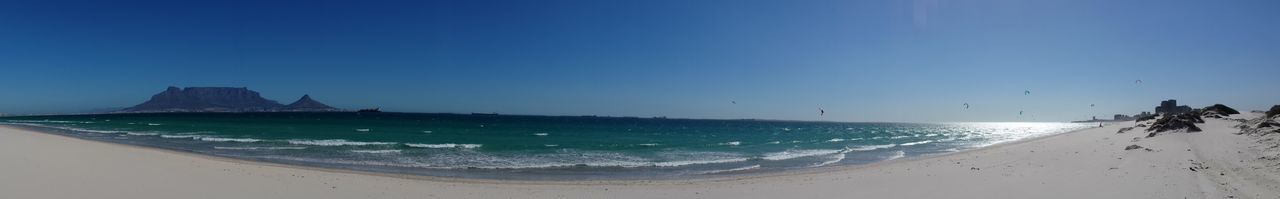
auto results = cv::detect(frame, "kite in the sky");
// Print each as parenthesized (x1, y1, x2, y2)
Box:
(963, 103, 970, 109)
(819, 108, 825, 116)
(1024, 90, 1031, 95)
(1135, 79, 1143, 84)
(732, 101, 736, 104)
(1090, 104, 1095, 107)
(1019, 111, 1024, 115)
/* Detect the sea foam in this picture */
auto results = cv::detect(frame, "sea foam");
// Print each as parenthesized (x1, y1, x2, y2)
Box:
(288, 139, 396, 146)
(760, 149, 845, 161)
(405, 143, 482, 149)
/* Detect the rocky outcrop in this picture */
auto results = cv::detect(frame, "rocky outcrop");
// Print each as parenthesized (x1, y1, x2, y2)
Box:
(1200, 104, 1240, 118)
(284, 95, 340, 112)
(122, 87, 342, 112)
(1147, 113, 1204, 136)
(1136, 115, 1158, 122)
(1268, 105, 1280, 118)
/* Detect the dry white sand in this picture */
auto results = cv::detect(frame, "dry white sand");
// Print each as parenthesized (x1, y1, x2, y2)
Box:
(3, 115, 1278, 199)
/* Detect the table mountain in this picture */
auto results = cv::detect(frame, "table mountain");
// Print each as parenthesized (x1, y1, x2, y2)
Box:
(122, 87, 342, 112)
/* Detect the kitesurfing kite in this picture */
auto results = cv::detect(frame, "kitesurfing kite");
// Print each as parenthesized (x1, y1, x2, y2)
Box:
(731, 101, 736, 104)
(1024, 90, 1031, 95)
(1135, 79, 1143, 84)
(963, 103, 970, 109)
(819, 108, 825, 116)
(1090, 104, 1095, 107)
(1019, 111, 1024, 115)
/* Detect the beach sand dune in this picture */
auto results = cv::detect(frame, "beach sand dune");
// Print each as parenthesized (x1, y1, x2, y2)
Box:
(3, 115, 1278, 199)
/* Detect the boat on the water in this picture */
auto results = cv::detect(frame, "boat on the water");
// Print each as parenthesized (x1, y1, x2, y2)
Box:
(357, 107, 381, 113)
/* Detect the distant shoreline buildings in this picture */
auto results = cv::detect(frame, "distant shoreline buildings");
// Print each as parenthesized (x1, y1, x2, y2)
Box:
(1155, 99, 1193, 115)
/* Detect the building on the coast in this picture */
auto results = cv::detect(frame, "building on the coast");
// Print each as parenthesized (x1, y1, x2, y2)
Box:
(1113, 114, 1135, 121)
(1155, 99, 1193, 115)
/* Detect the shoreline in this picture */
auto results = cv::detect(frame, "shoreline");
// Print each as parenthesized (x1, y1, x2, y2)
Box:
(5, 116, 1276, 199)
(0, 122, 1105, 185)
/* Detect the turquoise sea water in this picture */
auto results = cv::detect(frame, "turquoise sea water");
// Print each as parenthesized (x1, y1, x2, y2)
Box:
(1, 113, 1091, 180)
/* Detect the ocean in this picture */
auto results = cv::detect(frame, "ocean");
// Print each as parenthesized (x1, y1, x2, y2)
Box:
(0, 112, 1092, 180)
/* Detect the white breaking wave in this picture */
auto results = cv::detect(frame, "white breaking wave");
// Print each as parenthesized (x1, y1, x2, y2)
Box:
(884, 150, 906, 161)
(699, 165, 762, 174)
(126, 132, 159, 136)
(652, 157, 751, 167)
(214, 146, 307, 150)
(160, 134, 204, 139)
(404, 143, 482, 149)
(636, 143, 660, 146)
(8, 123, 125, 134)
(720, 141, 741, 146)
(761, 149, 845, 161)
(826, 138, 846, 142)
(288, 139, 396, 146)
(6, 120, 94, 124)
(351, 150, 401, 154)
(147, 123, 162, 126)
(766, 141, 781, 144)
(810, 152, 848, 167)
(533, 133, 549, 136)
(850, 144, 897, 151)
(899, 140, 933, 146)
(199, 137, 261, 143)
(544, 144, 559, 147)
(355, 129, 371, 132)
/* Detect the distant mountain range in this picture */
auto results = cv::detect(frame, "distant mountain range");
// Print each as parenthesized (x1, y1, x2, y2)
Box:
(120, 87, 342, 113)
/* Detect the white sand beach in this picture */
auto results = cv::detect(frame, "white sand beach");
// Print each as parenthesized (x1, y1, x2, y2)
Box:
(3, 114, 1278, 199)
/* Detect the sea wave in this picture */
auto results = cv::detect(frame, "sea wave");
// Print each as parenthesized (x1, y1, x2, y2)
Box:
(810, 152, 847, 167)
(14, 124, 126, 134)
(160, 134, 204, 139)
(883, 150, 906, 161)
(719, 141, 741, 146)
(288, 139, 396, 146)
(405, 143, 482, 149)
(6, 120, 95, 124)
(652, 157, 751, 167)
(199, 137, 261, 143)
(699, 165, 762, 174)
(533, 133, 549, 136)
(126, 132, 159, 136)
(351, 150, 401, 154)
(214, 146, 307, 150)
(850, 144, 897, 151)
(899, 140, 933, 146)
(760, 149, 845, 161)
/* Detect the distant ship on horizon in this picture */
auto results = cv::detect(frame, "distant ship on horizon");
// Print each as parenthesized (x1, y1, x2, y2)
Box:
(357, 107, 381, 113)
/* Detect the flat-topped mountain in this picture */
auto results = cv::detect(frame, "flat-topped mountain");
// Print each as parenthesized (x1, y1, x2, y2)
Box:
(121, 87, 341, 112)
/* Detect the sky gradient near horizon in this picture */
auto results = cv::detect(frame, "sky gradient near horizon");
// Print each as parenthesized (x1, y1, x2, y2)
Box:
(2, 0, 1279, 122)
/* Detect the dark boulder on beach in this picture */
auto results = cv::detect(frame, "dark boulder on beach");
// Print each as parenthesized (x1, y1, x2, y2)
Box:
(1147, 113, 1203, 135)
(1268, 105, 1280, 117)
(1137, 115, 1158, 122)
(1201, 104, 1240, 116)
(1124, 145, 1145, 150)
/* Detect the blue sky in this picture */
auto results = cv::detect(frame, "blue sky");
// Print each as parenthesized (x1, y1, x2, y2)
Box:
(1, 0, 1278, 122)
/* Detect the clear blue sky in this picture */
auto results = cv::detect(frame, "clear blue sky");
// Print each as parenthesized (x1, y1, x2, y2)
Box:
(1, 0, 1278, 122)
